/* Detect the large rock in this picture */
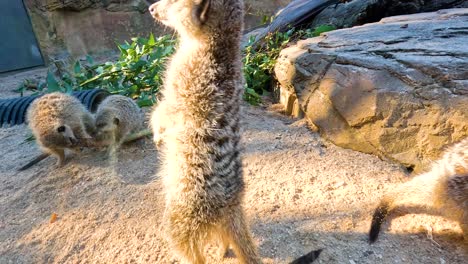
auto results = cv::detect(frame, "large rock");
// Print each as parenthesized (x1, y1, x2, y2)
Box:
(275, 9, 468, 171)
(312, 0, 468, 29)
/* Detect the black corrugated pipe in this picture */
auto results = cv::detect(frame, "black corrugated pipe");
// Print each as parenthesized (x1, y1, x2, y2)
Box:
(0, 89, 110, 127)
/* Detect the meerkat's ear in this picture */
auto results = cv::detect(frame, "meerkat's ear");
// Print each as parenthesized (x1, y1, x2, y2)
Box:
(113, 117, 120, 126)
(192, 0, 211, 26)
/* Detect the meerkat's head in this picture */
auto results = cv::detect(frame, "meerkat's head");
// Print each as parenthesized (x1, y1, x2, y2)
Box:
(148, 0, 243, 39)
(43, 124, 77, 147)
(95, 109, 120, 142)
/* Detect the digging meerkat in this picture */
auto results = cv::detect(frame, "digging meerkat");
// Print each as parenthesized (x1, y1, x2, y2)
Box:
(26, 92, 96, 167)
(369, 138, 468, 244)
(94, 95, 144, 154)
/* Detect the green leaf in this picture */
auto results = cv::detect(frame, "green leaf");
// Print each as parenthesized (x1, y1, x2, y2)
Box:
(23, 134, 36, 143)
(86, 55, 94, 64)
(313, 25, 336, 37)
(137, 98, 154, 107)
(148, 32, 156, 46)
(64, 82, 73, 93)
(119, 43, 132, 50)
(73, 61, 81, 74)
(46, 72, 61, 92)
(96, 66, 104, 74)
(80, 74, 102, 86)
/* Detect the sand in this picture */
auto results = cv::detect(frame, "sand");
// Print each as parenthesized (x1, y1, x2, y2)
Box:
(0, 69, 466, 263)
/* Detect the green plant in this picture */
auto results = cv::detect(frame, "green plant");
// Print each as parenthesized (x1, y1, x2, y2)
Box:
(242, 29, 294, 105)
(242, 24, 336, 105)
(17, 24, 336, 108)
(311, 24, 336, 37)
(17, 34, 176, 107)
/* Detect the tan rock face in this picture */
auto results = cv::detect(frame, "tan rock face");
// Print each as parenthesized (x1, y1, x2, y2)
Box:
(25, 0, 161, 61)
(24, 0, 291, 61)
(275, 9, 468, 171)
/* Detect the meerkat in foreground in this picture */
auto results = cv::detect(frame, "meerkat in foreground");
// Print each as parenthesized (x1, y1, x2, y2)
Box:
(94, 95, 144, 153)
(26, 92, 96, 167)
(369, 138, 468, 244)
(148, 0, 263, 263)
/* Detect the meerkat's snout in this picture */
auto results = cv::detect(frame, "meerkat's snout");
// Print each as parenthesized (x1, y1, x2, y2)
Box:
(57, 125, 78, 146)
(149, 2, 161, 20)
(68, 136, 77, 145)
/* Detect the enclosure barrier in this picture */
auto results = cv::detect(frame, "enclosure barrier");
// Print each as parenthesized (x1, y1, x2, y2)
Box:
(0, 89, 110, 127)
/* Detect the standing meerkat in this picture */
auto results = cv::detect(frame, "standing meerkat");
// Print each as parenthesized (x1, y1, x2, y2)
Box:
(94, 95, 144, 154)
(26, 92, 96, 167)
(149, 0, 262, 263)
(369, 138, 468, 244)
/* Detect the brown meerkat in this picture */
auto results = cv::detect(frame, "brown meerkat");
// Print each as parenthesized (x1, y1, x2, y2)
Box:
(369, 138, 468, 244)
(148, 0, 263, 263)
(94, 94, 144, 154)
(26, 92, 96, 167)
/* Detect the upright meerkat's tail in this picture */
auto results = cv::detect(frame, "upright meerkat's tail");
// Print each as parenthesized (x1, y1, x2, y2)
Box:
(290, 248, 323, 264)
(368, 173, 436, 243)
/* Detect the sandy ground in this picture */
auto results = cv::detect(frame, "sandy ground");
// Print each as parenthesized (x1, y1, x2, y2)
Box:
(0, 69, 466, 263)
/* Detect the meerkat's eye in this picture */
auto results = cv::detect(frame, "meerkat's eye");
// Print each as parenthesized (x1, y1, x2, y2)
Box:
(57, 126, 66, 133)
(113, 118, 120, 125)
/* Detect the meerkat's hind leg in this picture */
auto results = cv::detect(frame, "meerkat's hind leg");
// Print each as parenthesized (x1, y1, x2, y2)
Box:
(213, 225, 230, 260)
(461, 214, 468, 246)
(170, 232, 206, 264)
(220, 205, 262, 264)
(165, 211, 207, 264)
(447, 174, 468, 243)
(180, 242, 205, 264)
(217, 238, 230, 259)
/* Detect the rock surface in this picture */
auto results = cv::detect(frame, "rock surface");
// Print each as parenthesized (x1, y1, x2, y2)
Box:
(249, 0, 340, 46)
(275, 9, 468, 171)
(311, 0, 468, 29)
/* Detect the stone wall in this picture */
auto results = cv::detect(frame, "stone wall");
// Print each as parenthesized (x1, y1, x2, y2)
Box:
(23, 0, 157, 61)
(24, 0, 290, 62)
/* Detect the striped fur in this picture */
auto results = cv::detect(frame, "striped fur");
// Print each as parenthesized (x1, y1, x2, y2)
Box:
(369, 138, 468, 244)
(149, 1, 261, 263)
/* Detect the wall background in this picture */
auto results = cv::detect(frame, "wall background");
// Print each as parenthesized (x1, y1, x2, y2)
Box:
(23, 0, 291, 62)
